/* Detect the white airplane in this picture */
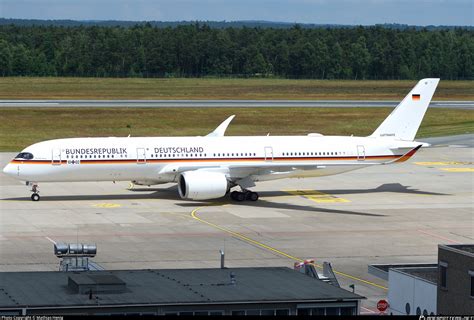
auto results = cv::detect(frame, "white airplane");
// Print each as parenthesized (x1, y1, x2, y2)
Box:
(3, 78, 439, 202)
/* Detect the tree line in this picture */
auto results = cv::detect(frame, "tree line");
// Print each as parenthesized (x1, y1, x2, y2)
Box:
(0, 23, 472, 79)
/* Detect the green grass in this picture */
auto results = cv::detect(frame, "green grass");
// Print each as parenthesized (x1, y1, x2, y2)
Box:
(0, 77, 473, 100)
(0, 107, 472, 151)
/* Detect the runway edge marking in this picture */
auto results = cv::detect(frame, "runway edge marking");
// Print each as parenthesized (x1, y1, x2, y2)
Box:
(191, 206, 388, 291)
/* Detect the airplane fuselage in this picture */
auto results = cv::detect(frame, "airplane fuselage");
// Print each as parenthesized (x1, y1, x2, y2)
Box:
(5, 135, 417, 184)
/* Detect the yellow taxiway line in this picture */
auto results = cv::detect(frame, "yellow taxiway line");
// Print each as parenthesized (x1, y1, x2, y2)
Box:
(414, 161, 473, 166)
(92, 203, 122, 208)
(440, 168, 474, 172)
(191, 206, 388, 291)
(284, 189, 350, 203)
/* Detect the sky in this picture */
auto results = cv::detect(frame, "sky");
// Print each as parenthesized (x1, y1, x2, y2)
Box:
(1, 0, 472, 26)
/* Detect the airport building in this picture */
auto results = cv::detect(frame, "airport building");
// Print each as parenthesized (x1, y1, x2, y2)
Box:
(0, 267, 364, 316)
(387, 265, 437, 316)
(437, 244, 474, 314)
(370, 244, 474, 315)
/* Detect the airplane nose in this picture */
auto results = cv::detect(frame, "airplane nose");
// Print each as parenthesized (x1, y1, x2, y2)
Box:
(3, 163, 15, 176)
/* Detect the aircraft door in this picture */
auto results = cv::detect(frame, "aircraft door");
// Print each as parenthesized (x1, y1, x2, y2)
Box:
(52, 148, 62, 165)
(136, 148, 146, 164)
(264, 146, 273, 161)
(357, 145, 365, 161)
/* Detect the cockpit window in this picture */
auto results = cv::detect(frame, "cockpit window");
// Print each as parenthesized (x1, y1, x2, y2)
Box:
(15, 152, 34, 160)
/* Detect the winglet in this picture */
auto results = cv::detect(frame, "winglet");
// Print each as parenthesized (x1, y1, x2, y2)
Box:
(386, 145, 423, 164)
(206, 115, 235, 137)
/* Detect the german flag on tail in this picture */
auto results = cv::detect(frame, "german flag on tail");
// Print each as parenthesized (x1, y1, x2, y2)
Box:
(412, 94, 421, 101)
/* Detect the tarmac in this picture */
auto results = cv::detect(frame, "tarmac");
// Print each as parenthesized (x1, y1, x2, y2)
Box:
(0, 134, 472, 314)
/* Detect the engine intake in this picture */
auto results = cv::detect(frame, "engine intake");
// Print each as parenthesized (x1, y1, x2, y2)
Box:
(178, 171, 228, 200)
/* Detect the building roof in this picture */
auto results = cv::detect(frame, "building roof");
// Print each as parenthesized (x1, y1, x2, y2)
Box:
(391, 267, 438, 284)
(440, 244, 474, 256)
(370, 263, 436, 273)
(368, 263, 437, 281)
(0, 267, 363, 309)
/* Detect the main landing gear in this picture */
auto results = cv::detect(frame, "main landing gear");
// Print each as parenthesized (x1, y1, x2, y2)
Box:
(230, 190, 259, 202)
(30, 183, 40, 201)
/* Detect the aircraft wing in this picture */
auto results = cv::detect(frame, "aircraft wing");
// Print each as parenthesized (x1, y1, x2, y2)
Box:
(161, 161, 372, 176)
(206, 115, 235, 137)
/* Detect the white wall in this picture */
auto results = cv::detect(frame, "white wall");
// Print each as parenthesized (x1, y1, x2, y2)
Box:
(388, 269, 437, 315)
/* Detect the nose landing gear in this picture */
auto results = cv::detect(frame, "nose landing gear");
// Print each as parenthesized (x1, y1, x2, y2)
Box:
(29, 183, 40, 201)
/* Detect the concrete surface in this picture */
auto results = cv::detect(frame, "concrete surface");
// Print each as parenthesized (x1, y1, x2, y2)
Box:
(0, 135, 472, 314)
(0, 100, 472, 109)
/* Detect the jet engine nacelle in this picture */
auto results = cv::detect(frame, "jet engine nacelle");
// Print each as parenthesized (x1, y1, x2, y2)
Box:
(178, 171, 228, 200)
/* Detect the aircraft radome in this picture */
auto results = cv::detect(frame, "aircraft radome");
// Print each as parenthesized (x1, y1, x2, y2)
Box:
(3, 78, 440, 202)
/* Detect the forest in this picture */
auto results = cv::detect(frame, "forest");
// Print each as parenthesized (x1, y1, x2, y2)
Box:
(0, 23, 472, 79)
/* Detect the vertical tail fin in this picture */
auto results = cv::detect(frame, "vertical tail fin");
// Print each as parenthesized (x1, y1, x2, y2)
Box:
(371, 78, 440, 141)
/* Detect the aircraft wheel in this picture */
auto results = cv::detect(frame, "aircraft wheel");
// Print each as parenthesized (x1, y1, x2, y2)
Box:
(249, 192, 259, 201)
(230, 191, 239, 200)
(235, 192, 245, 202)
(31, 193, 40, 201)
